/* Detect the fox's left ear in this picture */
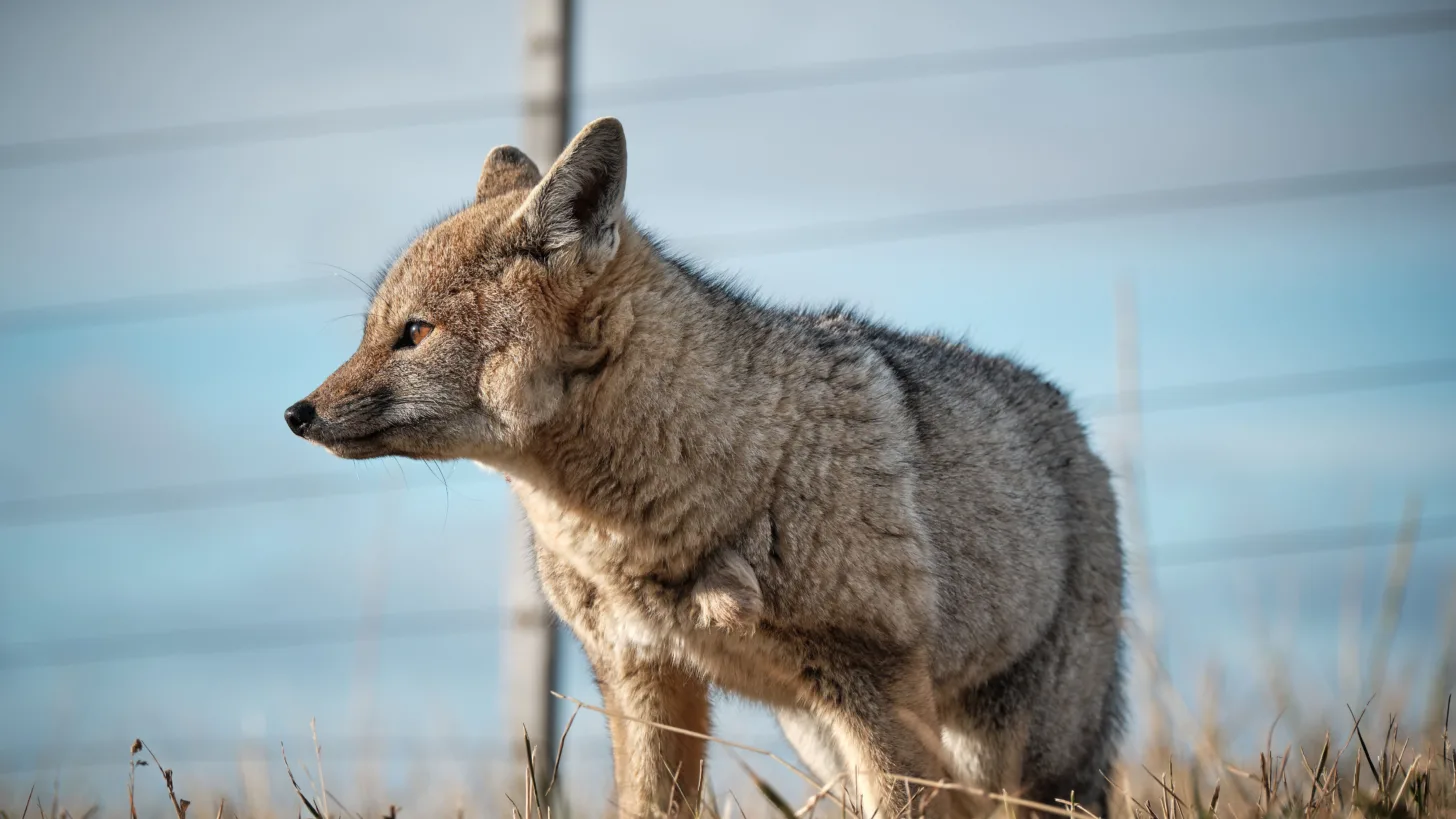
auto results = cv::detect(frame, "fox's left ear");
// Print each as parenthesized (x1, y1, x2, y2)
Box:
(477, 146, 542, 202)
(516, 117, 627, 272)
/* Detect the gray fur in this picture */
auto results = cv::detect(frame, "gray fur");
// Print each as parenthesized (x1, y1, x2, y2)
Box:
(288, 117, 1125, 817)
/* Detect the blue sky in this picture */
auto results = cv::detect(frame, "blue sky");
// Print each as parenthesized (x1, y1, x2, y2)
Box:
(2, 0, 1454, 813)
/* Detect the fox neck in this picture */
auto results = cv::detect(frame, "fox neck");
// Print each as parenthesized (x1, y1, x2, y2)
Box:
(507, 226, 788, 563)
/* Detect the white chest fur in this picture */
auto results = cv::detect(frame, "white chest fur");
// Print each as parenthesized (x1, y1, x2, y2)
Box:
(515, 482, 804, 704)
(592, 587, 802, 706)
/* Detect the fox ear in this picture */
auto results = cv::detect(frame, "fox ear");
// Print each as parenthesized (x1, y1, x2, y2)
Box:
(516, 117, 627, 271)
(477, 146, 542, 202)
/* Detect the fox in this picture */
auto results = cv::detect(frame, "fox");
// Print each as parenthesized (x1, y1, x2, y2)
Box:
(285, 117, 1125, 818)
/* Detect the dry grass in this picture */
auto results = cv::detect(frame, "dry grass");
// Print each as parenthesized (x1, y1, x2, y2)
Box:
(7, 688, 1449, 819)
(5, 510, 1452, 818)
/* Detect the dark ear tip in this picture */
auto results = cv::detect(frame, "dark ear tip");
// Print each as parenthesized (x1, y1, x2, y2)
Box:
(579, 117, 625, 147)
(478, 146, 544, 202)
(485, 145, 531, 166)
(583, 116, 622, 133)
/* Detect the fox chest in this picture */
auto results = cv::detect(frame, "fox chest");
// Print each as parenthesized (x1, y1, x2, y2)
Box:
(593, 586, 805, 706)
(536, 550, 804, 705)
(519, 492, 809, 703)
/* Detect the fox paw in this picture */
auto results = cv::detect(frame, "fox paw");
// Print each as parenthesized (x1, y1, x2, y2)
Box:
(690, 551, 762, 632)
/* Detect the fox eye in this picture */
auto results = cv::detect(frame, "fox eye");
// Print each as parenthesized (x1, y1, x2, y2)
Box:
(395, 319, 434, 349)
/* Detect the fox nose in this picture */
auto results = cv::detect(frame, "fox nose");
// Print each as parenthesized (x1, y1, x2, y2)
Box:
(284, 400, 317, 436)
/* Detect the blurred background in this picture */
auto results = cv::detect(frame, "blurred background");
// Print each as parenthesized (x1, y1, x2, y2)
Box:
(2, 0, 1454, 815)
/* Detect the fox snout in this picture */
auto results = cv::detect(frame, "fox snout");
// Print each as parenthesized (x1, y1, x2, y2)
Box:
(282, 389, 379, 443)
(282, 391, 386, 458)
(283, 400, 317, 437)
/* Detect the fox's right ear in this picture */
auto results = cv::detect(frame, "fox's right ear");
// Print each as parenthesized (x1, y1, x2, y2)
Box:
(477, 146, 542, 202)
(515, 117, 627, 272)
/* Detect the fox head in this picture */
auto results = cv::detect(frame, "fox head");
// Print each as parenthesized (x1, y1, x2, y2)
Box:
(285, 117, 632, 463)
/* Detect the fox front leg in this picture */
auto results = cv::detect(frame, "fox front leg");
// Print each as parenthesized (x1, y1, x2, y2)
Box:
(589, 648, 712, 818)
